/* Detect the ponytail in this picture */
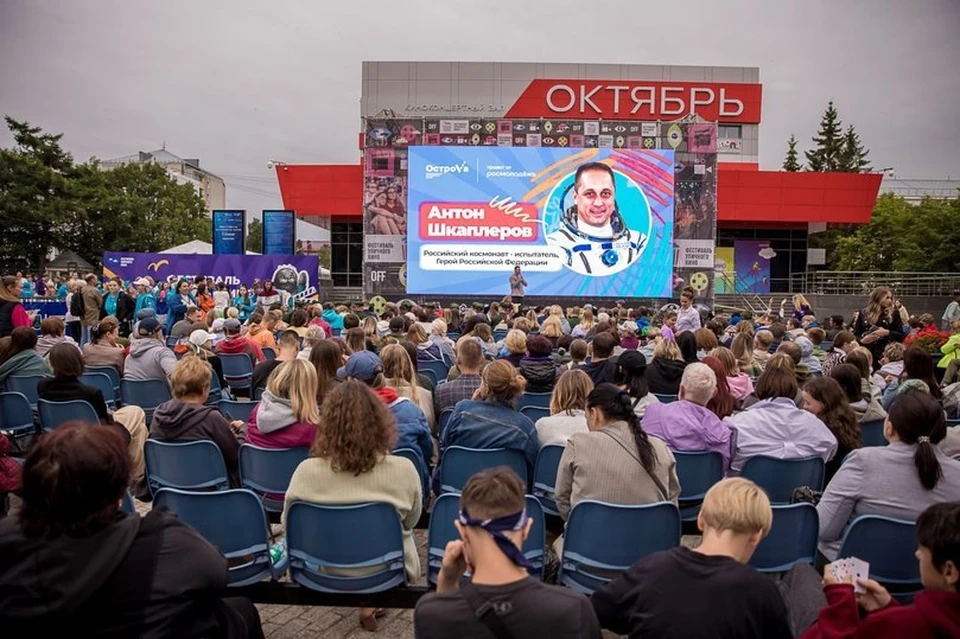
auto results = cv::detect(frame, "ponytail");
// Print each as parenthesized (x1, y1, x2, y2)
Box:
(889, 388, 946, 491)
(588, 383, 656, 475)
(915, 437, 943, 491)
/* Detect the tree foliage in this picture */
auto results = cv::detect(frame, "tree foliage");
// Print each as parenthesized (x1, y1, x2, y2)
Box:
(0, 117, 210, 272)
(805, 101, 846, 172)
(833, 193, 960, 272)
(838, 125, 871, 173)
(246, 218, 263, 253)
(782, 134, 802, 171)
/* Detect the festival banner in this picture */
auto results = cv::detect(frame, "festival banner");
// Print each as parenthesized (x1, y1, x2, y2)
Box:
(734, 240, 773, 294)
(406, 146, 675, 297)
(714, 247, 735, 294)
(102, 252, 320, 300)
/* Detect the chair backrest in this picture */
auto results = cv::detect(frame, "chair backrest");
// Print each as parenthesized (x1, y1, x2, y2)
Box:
(861, 419, 887, 447)
(38, 398, 100, 430)
(653, 393, 678, 404)
(143, 439, 230, 493)
(493, 329, 507, 341)
(532, 444, 565, 517)
(516, 392, 551, 412)
(560, 500, 681, 594)
(79, 372, 116, 408)
(838, 515, 920, 589)
(154, 488, 276, 586)
(219, 354, 254, 388)
(5, 375, 49, 408)
(821, 340, 834, 352)
(120, 378, 172, 418)
(427, 493, 546, 585)
(741, 456, 825, 504)
(0, 391, 34, 433)
(419, 360, 448, 385)
(438, 446, 529, 494)
(121, 491, 136, 514)
(254, 387, 265, 400)
(220, 399, 259, 423)
(239, 444, 308, 511)
(262, 347, 277, 361)
(85, 365, 121, 396)
(673, 450, 725, 521)
(420, 367, 439, 386)
(749, 503, 819, 572)
(446, 332, 461, 341)
(165, 336, 179, 348)
(286, 501, 406, 593)
(519, 405, 550, 423)
(438, 408, 454, 435)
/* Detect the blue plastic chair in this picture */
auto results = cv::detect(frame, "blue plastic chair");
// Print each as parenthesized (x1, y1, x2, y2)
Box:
(220, 400, 259, 424)
(165, 336, 180, 348)
(420, 367, 440, 386)
(254, 387, 265, 400)
(749, 503, 819, 572)
(838, 515, 921, 595)
(438, 446, 529, 494)
(121, 491, 136, 514)
(821, 340, 834, 353)
(420, 360, 449, 386)
(517, 392, 551, 411)
(947, 417, 960, 428)
(286, 501, 407, 593)
(85, 365, 121, 405)
(239, 444, 309, 512)
(493, 330, 508, 342)
(653, 393, 678, 404)
(5, 374, 49, 409)
(206, 369, 223, 405)
(741, 456, 825, 504)
(438, 408, 454, 435)
(219, 354, 254, 391)
(79, 372, 116, 409)
(446, 332, 461, 341)
(143, 439, 230, 494)
(120, 378, 172, 422)
(38, 399, 100, 430)
(427, 493, 546, 585)
(559, 500, 681, 594)
(519, 405, 550, 423)
(262, 347, 277, 361)
(532, 444, 565, 516)
(0, 391, 36, 440)
(673, 450, 725, 521)
(154, 488, 285, 586)
(861, 419, 887, 447)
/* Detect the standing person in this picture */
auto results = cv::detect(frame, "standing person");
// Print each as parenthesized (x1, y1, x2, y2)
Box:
(853, 286, 905, 371)
(0, 275, 32, 338)
(509, 266, 527, 305)
(194, 283, 215, 314)
(166, 279, 196, 328)
(100, 277, 135, 337)
(783, 294, 813, 323)
(80, 274, 102, 346)
(132, 277, 156, 318)
(212, 282, 231, 313)
(414, 468, 602, 639)
(675, 289, 702, 334)
(942, 291, 960, 331)
(63, 279, 82, 342)
(256, 280, 280, 309)
(233, 285, 256, 323)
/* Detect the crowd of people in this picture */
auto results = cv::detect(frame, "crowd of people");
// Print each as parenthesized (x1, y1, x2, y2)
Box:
(1, 276, 960, 637)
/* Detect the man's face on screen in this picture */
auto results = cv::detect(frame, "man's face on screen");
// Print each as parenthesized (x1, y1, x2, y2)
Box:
(574, 170, 615, 228)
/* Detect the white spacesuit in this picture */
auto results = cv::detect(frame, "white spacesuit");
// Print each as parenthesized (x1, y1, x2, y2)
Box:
(546, 205, 647, 276)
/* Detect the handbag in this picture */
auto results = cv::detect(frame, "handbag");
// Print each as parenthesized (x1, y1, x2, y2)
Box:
(599, 428, 669, 501)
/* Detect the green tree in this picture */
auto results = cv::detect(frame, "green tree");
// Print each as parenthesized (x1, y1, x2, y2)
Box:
(838, 125, 871, 173)
(782, 134, 802, 171)
(246, 218, 263, 253)
(805, 101, 845, 172)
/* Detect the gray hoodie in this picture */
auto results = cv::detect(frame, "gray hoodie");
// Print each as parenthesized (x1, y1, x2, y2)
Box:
(255, 390, 297, 433)
(123, 338, 177, 384)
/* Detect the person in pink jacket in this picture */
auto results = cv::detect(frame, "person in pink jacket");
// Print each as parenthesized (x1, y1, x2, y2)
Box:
(246, 359, 319, 449)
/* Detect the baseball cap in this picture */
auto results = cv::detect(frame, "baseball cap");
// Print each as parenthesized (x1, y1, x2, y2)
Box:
(617, 350, 647, 374)
(337, 350, 383, 381)
(389, 316, 406, 332)
(223, 318, 242, 333)
(211, 318, 225, 333)
(136, 308, 156, 321)
(133, 277, 151, 287)
(620, 320, 638, 334)
(189, 329, 214, 347)
(137, 317, 161, 336)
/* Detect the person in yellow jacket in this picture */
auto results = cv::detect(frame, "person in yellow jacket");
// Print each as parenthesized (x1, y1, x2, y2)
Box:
(939, 321, 960, 384)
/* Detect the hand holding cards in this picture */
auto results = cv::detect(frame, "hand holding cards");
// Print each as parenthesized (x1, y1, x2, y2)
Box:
(826, 557, 870, 593)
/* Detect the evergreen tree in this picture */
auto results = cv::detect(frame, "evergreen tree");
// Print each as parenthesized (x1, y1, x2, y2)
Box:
(805, 101, 844, 171)
(782, 134, 802, 171)
(838, 125, 871, 173)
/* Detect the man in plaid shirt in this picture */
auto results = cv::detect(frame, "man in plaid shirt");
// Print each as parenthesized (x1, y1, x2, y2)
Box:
(434, 339, 485, 434)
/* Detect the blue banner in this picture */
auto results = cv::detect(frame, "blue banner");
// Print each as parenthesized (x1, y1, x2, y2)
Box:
(406, 147, 675, 298)
(212, 209, 246, 255)
(262, 210, 295, 255)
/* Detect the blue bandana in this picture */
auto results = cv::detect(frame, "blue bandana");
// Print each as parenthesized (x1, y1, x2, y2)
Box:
(458, 506, 530, 568)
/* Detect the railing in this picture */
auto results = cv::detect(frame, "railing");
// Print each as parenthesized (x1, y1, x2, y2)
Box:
(795, 271, 960, 297)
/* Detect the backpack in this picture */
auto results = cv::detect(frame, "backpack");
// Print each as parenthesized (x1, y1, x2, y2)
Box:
(70, 291, 85, 317)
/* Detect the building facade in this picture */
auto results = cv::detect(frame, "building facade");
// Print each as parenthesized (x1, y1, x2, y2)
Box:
(102, 148, 226, 213)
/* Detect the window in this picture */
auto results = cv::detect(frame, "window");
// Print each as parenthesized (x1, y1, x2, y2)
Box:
(718, 125, 742, 139)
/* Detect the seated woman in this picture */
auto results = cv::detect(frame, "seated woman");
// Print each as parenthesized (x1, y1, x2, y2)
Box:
(802, 376, 861, 483)
(555, 383, 680, 523)
(831, 363, 887, 424)
(882, 345, 943, 410)
(725, 354, 838, 475)
(731, 332, 762, 380)
(381, 343, 435, 431)
(709, 346, 754, 402)
(82, 316, 126, 374)
(615, 350, 660, 418)
(308, 339, 343, 406)
(38, 344, 148, 488)
(407, 323, 446, 364)
(845, 348, 883, 405)
(498, 329, 527, 368)
(438, 359, 538, 489)
(518, 334, 562, 393)
(645, 339, 686, 395)
(0, 327, 51, 384)
(535, 369, 593, 447)
(36, 317, 80, 358)
(149, 356, 244, 487)
(540, 315, 565, 348)
(0, 423, 263, 637)
(816, 389, 960, 560)
(246, 359, 318, 449)
(282, 381, 421, 632)
(822, 330, 858, 378)
(700, 356, 736, 420)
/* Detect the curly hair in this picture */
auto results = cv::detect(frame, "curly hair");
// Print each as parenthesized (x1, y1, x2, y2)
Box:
(311, 380, 397, 475)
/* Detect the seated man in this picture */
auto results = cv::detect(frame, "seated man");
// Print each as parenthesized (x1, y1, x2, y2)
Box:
(215, 318, 265, 366)
(591, 478, 791, 638)
(433, 338, 484, 424)
(802, 501, 960, 638)
(642, 362, 733, 467)
(414, 468, 601, 639)
(250, 329, 299, 397)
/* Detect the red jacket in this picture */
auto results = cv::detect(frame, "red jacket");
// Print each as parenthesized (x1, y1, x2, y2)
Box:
(215, 335, 265, 364)
(801, 584, 960, 638)
(0, 432, 22, 493)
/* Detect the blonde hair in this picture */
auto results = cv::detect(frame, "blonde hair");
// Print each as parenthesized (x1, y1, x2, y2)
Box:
(266, 359, 321, 424)
(708, 346, 739, 377)
(170, 356, 212, 400)
(549, 369, 593, 415)
(699, 477, 773, 536)
(476, 359, 526, 403)
(504, 329, 527, 355)
(540, 315, 563, 338)
(653, 338, 683, 362)
(430, 318, 448, 337)
(512, 317, 531, 333)
(524, 310, 539, 331)
(793, 294, 810, 311)
(380, 343, 420, 404)
(407, 323, 428, 345)
(226, 307, 239, 320)
(579, 309, 595, 331)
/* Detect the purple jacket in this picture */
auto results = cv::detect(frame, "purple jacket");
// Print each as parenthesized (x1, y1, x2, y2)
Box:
(641, 400, 733, 467)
